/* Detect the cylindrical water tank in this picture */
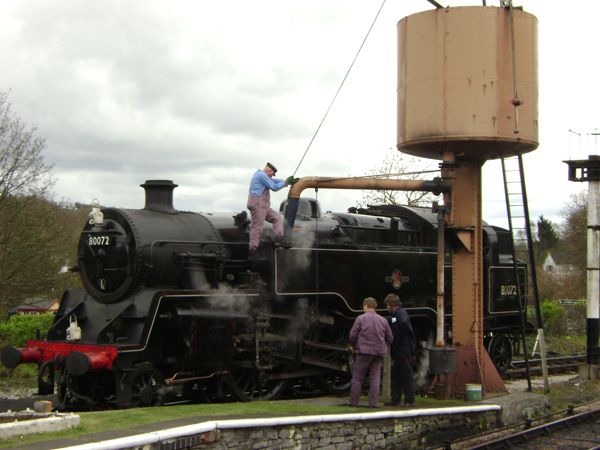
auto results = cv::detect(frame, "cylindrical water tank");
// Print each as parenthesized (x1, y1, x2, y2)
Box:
(397, 7, 538, 161)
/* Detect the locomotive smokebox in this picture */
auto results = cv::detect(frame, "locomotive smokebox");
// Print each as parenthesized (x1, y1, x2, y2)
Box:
(141, 180, 178, 214)
(397, 6, 539, 160)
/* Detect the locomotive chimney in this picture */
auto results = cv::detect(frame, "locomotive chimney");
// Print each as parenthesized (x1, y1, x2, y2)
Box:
(140, 180, 178, 214)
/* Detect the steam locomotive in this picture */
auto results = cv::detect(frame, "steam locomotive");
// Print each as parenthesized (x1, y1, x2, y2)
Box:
(1, 180, 532, 409)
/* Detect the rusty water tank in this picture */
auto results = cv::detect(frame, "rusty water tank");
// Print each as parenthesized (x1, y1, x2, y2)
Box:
(397, 6, 539, 161)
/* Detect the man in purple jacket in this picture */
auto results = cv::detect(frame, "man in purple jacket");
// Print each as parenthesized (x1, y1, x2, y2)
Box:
(348, 297, 393, 408)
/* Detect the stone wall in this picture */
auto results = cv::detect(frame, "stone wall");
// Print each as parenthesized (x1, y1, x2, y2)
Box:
(156, 410, 499, 450)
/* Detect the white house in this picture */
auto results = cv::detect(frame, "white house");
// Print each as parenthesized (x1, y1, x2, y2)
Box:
(542, 252, 576, 276)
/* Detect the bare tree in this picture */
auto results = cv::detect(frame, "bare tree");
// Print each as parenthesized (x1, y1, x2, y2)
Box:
(0, 90, 84, 314)
(355, 148, 439, 208)
(0, 91, 54, 202)
(558, 191, 587, 275)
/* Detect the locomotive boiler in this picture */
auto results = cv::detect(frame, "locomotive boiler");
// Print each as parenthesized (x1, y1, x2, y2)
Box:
(1, 180, 532, 409)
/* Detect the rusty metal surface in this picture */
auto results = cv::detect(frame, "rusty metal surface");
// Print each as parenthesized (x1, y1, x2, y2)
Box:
(446, 346, 507, 396)
(287, 176, 450, 198)
(446, 161, 506, 394)
(448, 162, 483, 353)
(397, 6, 539, 161)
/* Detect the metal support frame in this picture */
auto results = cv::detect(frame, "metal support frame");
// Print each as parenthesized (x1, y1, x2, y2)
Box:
(448, 161, 507, 395)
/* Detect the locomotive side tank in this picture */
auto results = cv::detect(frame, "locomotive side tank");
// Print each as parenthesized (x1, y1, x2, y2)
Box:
(1, 180, 532, 409)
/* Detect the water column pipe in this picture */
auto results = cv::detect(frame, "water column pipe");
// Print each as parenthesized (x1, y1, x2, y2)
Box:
(432, 201, 448, 347)
(284, 176, 451, 244)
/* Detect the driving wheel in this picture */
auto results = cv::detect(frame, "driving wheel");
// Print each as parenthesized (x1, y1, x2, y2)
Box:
(225, 365, 288, 402)
(488, 333, 513, 374)
(124, 364, 167, 407)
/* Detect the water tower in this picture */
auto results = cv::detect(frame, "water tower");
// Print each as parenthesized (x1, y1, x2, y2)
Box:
(397, 6, 539, 394)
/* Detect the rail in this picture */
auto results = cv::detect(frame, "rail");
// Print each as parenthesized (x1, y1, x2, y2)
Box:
(502, 355, 585, 379)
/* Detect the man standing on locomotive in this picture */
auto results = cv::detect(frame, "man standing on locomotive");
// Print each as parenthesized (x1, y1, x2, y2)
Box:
(247, 162, 296, 258)
(348, 297, 393, 408)
(384, 293, 416, 407)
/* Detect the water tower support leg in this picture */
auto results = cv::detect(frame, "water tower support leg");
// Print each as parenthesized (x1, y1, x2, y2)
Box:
(449, 161, 507, 396)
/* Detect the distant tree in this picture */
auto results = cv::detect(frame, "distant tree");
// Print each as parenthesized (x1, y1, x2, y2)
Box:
(537, 215, 560, 250)
(534, 215, 560, 264)
(1, 196, 86, 305)
(355, 148, 439, 208)
(0, 90, 84, 315)
(559, 190, 587, 275)
(0, 90, 54, 202)
(536, 264, 584, 302)
(533, 190, 588, 302)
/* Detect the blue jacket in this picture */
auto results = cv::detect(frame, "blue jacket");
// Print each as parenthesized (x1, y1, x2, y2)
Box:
(389, 306, 416, 356)
(249, 170, 287, 196)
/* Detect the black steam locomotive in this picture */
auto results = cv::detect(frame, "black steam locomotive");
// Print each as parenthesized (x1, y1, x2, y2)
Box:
(1, 180, 531, 409)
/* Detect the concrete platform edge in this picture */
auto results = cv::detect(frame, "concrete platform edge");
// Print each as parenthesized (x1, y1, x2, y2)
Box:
(0, 413, 80, 440)
(37, 405, 502, 450)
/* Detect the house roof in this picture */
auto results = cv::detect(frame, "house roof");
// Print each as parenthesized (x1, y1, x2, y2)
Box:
(16, 298, 59, 310)
(546, 252, 575, 266)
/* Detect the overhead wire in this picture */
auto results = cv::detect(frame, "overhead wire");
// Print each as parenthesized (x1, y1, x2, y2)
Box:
(292, 0, 388, 177)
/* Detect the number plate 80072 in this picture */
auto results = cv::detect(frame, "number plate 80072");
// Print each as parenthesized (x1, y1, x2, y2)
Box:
(88, 236, 112, 246)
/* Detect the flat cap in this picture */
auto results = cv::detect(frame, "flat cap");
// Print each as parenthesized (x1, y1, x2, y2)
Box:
(266, 162, 278, 174)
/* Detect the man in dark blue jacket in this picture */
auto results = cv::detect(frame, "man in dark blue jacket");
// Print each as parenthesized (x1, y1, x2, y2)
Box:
(384, 293, 416, 406)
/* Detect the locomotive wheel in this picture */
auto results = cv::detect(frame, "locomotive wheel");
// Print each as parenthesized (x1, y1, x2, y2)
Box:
(125, 364, 167, 407)
(37, 361, 56, 395)
(309, 324, 352, 395)
(488, 333, 513, 374)
(224, 366, 288, 402)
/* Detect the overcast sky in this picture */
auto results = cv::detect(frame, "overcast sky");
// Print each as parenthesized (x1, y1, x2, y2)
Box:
(1, 0, 598, 229)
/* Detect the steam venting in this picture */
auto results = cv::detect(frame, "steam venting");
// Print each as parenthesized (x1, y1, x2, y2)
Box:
(140, 180, 178, 214)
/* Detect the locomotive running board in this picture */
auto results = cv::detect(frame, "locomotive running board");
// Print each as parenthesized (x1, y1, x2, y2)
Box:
(301, 356, 348, 372)
(302, 340, 350, 372)
(304, 340, 348, 352)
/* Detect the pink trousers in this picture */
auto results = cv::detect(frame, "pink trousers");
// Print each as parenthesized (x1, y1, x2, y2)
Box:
(350, 354, 383, 407)
(247, 189, 283, 250)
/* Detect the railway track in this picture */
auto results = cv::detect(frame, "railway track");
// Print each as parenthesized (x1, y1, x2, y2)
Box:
(426, 400, 600, 450)
(464, 406, 600, 449)
(502, 355, 586, 379)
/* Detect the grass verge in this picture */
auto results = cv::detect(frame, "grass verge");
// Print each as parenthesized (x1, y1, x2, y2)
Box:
(0, 396, 460, 449)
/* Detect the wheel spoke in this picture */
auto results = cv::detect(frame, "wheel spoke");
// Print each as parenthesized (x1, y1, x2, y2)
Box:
(309, 324, 352, 395)
(125, 364, 166, 407)
(489, 334, 513, 373)
(225, 366, 287, 402)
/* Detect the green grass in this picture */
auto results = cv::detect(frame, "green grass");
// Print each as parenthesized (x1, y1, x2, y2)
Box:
(3, 402, 334, 448)
(0, 365, 38, 395)
(0, 395, 460, 448)
(523, 334, 586, 356)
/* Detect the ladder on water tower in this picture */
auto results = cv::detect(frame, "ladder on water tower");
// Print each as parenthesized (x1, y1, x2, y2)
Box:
(501, 155, 547, 392)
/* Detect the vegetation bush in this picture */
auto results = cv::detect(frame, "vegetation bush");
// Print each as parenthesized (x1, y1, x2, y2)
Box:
(540, 301, 567, 336)
(0, 314, 55, 347)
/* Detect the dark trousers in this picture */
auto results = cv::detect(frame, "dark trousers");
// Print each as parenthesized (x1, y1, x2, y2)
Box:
(350, 354, 383, 407)
(391, 352, 415, 404)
